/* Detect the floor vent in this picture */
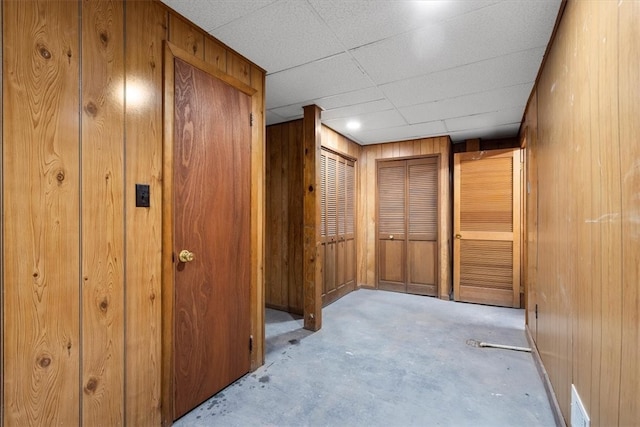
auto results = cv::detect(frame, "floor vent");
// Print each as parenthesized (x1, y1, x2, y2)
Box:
(571, 384, 590, 427)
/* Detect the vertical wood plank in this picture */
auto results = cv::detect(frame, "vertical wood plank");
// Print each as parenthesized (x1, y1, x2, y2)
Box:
(81, 0, 125, 424)
(204, 37, 227, 73)
(2, 1, 81, 424)
(288, 121, 304, 311)
(438, 137, 451, 299)
(168, 13, 204, 60)
(250, 65, 266, 369)
(618, 2, 640, 425)
(593, 2, 622, 424)
(124, 1, 165, 425)
(302, 105, 322, 331)
(228, 52, 251, 86)
(265, 125, 284, 308)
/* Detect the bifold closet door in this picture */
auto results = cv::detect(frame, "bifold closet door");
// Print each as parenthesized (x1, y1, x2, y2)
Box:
(320, 150, 356, 306)
(407, 158, 438, 295)
(377, 157, 438, 296)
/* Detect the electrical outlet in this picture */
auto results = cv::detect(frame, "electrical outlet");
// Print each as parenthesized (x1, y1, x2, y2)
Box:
(571, 384, 590, 427)
(135, 184, 150, 208)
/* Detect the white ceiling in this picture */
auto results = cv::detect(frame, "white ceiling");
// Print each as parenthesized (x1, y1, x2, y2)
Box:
(161, 0, 561, 145)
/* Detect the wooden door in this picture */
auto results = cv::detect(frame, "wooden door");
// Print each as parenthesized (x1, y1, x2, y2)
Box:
(453, 149, 521, 308)
(320, 150, 356, 306)
(171, 57, 251, 419)
(377, 160, 407, 291)
(377, 157, 438, 295)
(407, 158, 438, 296)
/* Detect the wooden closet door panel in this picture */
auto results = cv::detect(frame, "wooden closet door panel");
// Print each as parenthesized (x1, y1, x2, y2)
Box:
(453, 149, 520, 308)
(406, 158, 438, 296)
(324, 155, 338, 298)
(377, 161, 406, 291)
(336, 160, 347, 287)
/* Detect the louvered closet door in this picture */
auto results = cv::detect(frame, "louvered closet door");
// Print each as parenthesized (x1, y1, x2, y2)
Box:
(324, 153, 337, 297)
(453, 149, 521, 308)
(407, 158, 438, 296)
(377, 161, 407, 291)
(321, 150, 356, 306)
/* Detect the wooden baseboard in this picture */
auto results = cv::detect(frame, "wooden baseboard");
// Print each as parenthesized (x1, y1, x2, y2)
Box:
(525, 325, 566, 427)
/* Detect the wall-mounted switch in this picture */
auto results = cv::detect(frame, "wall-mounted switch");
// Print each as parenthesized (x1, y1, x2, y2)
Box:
(135, 184, 150, 207)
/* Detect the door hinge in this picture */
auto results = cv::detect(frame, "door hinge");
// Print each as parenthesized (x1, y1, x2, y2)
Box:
(250, 113, 253, 127)
(249, 335, 253, 353)
(535, 303, 538, 320)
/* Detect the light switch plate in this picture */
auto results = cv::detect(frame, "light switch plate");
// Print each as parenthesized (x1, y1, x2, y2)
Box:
(135, 184, 150, 208)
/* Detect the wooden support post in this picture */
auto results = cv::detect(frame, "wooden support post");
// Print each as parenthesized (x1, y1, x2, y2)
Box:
(302, 105, 322, 331)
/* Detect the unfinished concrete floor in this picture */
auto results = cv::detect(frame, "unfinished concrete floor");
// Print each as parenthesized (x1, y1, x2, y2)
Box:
(174, 289, 556, 426)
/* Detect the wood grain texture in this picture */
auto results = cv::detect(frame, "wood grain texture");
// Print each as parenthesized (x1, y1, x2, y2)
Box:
(228, 52, 251, 86)
(172, 58, 251, 419)
(204, 37, 227, 73)
(302, 105, 322, 331)
(2, 1, 81, 424)
(454, 149, 520, 308)
(124, 1, 165, 424)
(168, 12, 204, 60)
(618, 2, 640, 425)
(525, 0, 637, 424)
(249, 65, 266, 370)
(265, 120, 304, 313)
(81, 0, 125, 424)
(359, 137, 451, 299)
(266, 124, 286, 308)
(522, 92, 538, 339)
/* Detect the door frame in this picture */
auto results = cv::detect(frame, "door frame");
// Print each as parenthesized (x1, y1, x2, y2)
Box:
(161, 41, 257, 424)
(375, 154, 441, 296)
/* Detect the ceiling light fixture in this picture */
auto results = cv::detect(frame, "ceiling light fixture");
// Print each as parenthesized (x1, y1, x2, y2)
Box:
(346, 120, 361, 131)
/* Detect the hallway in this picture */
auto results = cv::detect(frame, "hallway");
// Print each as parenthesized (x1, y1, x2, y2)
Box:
(175, 289, 555, 426)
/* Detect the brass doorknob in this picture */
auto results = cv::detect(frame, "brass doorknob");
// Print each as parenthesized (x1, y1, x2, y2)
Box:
(179, 250, 195, 263)
(455, 234, 462, 239)
(389, 235, 394, 240)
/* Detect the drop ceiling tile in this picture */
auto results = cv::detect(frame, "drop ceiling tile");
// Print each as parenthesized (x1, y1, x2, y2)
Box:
(351, 1, 560, 84)
(444, 106, 525, 133)
(354, 120, 448, 145)
(309, 0, 500, 50)
(399, 83, 532, 124)
(161, 0, 277, 33)
(211, 0, 344, 73)
(269, 102, 307, 120)
(381, 47, 545, 108)
(266, 110, 288, 126)
(321, 99, 394, 121)
(448, 123, 521, 143)
(323, 109, 406, 134)
(266, 53, 374, 109)
(315, 87, 386, 110)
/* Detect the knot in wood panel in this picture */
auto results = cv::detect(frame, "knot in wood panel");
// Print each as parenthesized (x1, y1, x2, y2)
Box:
(84, 101, 98, 117)
(37, 44, 52, 60)
(99, 31, 109, 46)
(38, 355, 52, 368)
(99, 298, 109, 312)
(84, 378, 98, 395)
(56, 170, 65, 182)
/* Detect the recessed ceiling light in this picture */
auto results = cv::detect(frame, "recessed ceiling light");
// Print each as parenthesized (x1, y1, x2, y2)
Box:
(346, 120, 361, 131)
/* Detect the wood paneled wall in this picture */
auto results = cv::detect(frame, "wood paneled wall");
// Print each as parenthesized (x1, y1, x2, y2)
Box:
(265, 121, 304, 313)
(1, 1, 265, 425)
(265, 122, 360, 314)
(358, 137, 451, 299)
(523, 1, 639, 425)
